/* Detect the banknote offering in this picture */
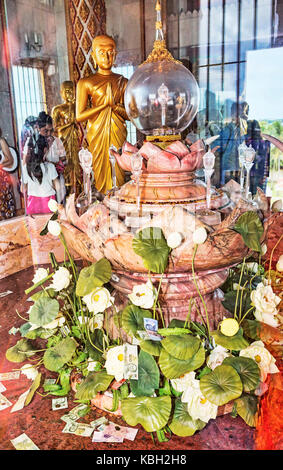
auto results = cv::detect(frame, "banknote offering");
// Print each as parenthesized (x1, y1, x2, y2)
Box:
(62, 421, 94, 437)
(90, 416, 108, 429)
(144, 317, 158, 332)
(60, 403, 89, 423)
(0, 392, 12, 411)
(123, 343, 138, 380)
(11, 433, 39, 450)
(0, 371, 20, 381)
(0, 382, 6, 392)
(137, 330, 162, 342)
(92, 421, 138, 443)
(10, 389, 30, 413)
(52, 397, 68, 410)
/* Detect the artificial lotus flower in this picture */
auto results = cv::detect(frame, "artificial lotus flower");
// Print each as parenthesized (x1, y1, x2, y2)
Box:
(105, 345, 125, 382)
(49, 266, 72, 292)
(43, 314, 66, 330)
(245, 262, 259, 273)
(192, 227, 207, 245)
(48, 220, 61, 237)
(251, 282, 280, 328)
(181, 372, 218, 423)
(240, 340, 279, 382)
(20, 364, 38, 381)
(48, 199, 58, 213)
(166, 232, 183, 249)
(32, 267, 49, 285)
(206, 345, 230, 370)
(77, 314, 104, 332)
(170, 371, 198, 393)
(128, 280, 156, 309)
(82, 287, 114, 314)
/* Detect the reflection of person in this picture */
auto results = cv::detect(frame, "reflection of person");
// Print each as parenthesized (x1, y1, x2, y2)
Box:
(246, 119, 270, 193)
(76, 35, 128, 194)
(214, 102, 245, 185)
(44, 116, 67, 204)
(0, 130, 16, 220)
(52, 81, 81, 194)
(21, 135, 60, 215)
(20, 116, 38, 159)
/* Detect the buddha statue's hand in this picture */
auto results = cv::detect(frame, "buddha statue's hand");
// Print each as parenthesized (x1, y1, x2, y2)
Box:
(106, 82, 115, 109)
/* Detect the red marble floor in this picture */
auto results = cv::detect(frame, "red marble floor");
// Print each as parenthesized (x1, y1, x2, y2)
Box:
(0, 266, 256, 451)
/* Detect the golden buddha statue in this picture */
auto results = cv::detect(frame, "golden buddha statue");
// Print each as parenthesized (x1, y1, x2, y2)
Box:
(51, 80, 82, 193)
(76, 35, 128, 194)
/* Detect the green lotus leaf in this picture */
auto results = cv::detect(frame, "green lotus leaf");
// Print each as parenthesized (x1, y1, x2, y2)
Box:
(222, 290, 252, 316)
(25, 372, 42, 406)
(235, 394, 258, 427)
(130, 351, 160, 397)
(29, 288, 55, 302)
(169, 398, 206, 437)
(43, 337, 78, 372)
(132, 227, 171, 273)
(223, 356, 260, 392)
(121, 304, 152, 338)
(211, 327, 249, 351)
(6, 339, 37, 363)
(75, 370, 114, 401)
(161, 335, 201, 361)
(200, 364, 243, 406)
(242, 319, 261, 341)
(159, 344, 205, 379)
(76, 258, 112, 297)
(121, 395, 172, 432)
(233, 211, 263, 252)
(29, 297, 59, 327)
(139, 339, 162, 356)
(85, 329, 104, 362)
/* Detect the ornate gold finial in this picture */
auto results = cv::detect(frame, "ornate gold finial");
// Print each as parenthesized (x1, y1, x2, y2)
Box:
(141, 1, 181, 65)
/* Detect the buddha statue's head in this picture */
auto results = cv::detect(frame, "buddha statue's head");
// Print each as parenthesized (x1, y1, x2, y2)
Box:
(91, 35, 116, 74)
(61, 81, 75, 103)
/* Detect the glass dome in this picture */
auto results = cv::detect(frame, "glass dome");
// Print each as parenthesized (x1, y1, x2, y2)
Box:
(124, 59, 200, 136)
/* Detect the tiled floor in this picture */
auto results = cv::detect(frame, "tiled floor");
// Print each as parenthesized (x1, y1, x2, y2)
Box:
(0, 267, 255, 451)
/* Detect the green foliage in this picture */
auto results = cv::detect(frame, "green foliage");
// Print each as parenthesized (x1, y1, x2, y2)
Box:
(43, 337, 78, 372)
(130, 350, 160, 397)
(222, 290, 252, 317)
(235, 394, 258, 427)
(161, 335, 201, 361)
(6, 339, 37, 363)
(29, 297, 59, 327)
(121, 304, 152, 338)
(241, 319, 261, 341)
(200, 365, 243, 406)
(211, 327, 249, 351)
(158, 327, 191, 336)
(75, 370, 114, 401)
(75, 258, 112, 297)
(169, 398, 206, 437)
(25, 372, 42, 406)
(121, 395, 172, 432)
(233, 211, 264, 252)
(223, 356, 260, 392)
(139, 339, 162, 356)
(159, 344, 205, 379)
(132, 227, 171, 273)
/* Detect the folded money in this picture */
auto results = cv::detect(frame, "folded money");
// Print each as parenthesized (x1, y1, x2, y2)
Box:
(0, 371, 20, 381)
(0, 393, 12, 411)
(11, 433, 39, 450)
(0, 382, 6, 392)
(144, 317, 158, 332)
(52, 397, 68, 411)
(123, 343, 138, 380)
(62, 421, 94, 437)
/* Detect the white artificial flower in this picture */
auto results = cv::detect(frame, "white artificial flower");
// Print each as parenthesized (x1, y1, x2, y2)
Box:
(88, 314, 104, 331)
(251, 282, 280, 327)
(50, 266, 72, 292)
(128, 280, 156, 309)
(181, 373, 218, 423)
(48, 220, 61, 237)
(245, 262, 259, 274)
(105, 345, 125, 381)
(192, 227, 207, 245)
(206, 345, 230, 370)
(166, 232, 183, 249)
(83, 287, 114, 314)
(32, 267, 49, 284)
(240, 340, 279, 382)
(48, 199, 58, 212)
(21, 364, 38, 381)
(170, 371, 197, 393)
(276, 255, 283, 272)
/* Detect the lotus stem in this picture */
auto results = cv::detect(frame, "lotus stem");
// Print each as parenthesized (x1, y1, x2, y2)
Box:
(25, 273, 54, 295)
(184, 297, 193, 328)
(191, 245, 211, 342)
(234, 257, 246, 320)
(268, 234, 283, 281)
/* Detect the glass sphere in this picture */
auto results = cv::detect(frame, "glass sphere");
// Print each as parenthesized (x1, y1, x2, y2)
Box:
(125, 60, 199, 136)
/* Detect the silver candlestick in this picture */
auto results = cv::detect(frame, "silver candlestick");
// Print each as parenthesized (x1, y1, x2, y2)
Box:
(238, 141, 248, 193)
(109, 145, 118, 191)
(131, 152, 143, 213)
(244, 145, 256, 200)
(203, 148, 215, 210)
